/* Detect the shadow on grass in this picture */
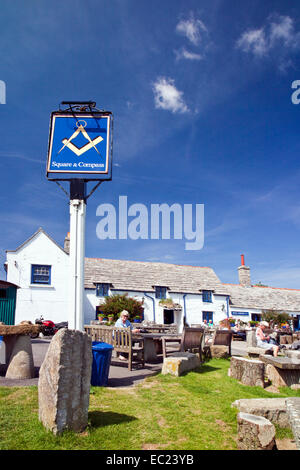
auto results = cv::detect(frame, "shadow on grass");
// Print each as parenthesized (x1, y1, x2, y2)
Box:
(89, 410, 137, 428)
(180, 363, 222, 377)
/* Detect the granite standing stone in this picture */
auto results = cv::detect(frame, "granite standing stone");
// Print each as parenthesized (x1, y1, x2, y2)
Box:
(38, 329, 92, 435)
(237, 412, 276, 450)
(5, 335, 35, 379)
(229, 356, 265, 388)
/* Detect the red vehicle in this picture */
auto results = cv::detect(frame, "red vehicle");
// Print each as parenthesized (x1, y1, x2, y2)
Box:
(30, 316, 58, 338)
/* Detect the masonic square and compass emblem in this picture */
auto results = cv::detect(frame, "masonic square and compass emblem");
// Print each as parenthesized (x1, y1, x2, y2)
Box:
(46, 112, 112, 178)
(58, 120, 104, 157)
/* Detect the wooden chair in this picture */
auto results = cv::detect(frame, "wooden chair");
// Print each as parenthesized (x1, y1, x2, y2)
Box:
(204, 330, 233, 358)
(84, 325, 144, 371)
(162, 327, 204, 362)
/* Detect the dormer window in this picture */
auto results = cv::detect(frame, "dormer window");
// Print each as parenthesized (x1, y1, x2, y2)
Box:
(96, 283, 110, 297)
(155, 286, 167, 299)
(202, 290, 212, 303)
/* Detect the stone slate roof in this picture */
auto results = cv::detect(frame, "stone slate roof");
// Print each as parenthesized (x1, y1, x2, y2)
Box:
(84, 257, 230, 295)
(225, 283, 300, 313)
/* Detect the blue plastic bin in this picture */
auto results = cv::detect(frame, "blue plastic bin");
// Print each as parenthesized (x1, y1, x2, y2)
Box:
(91, 341, 114, 386)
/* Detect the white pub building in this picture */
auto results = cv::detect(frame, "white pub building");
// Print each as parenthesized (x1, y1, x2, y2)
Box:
(3, 228, 300, 332)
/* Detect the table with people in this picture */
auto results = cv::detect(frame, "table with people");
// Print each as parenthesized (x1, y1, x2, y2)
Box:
(114, 310, 181, 362)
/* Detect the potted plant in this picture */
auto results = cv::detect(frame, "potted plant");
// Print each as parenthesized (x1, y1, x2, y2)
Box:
(159, 298, 174, 307)
(97, 313, 105, 322)
(108, 314, 114, 323)
(133, 315, 142, 323)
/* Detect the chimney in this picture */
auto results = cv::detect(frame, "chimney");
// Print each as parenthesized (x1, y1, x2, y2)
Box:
(238, 254, 251, 287)
(64, 232, 70, 254)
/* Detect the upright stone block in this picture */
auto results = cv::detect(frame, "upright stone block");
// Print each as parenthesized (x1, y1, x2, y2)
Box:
(237, 412, 276, 450)
(38, 329, 92, 435)
(229, 356, 265, 388)
(246, 330, 257, 347)
(210, 345, 229, 358)
(5, 335, 34, 379)
(286, 398, 300, 450)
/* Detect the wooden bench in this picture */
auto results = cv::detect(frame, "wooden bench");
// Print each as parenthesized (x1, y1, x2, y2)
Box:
(84, 325, 144, 371)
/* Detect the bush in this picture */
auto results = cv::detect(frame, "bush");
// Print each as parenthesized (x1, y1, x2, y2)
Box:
(98, 294, 144, 322)
(262, 309, 292, 327)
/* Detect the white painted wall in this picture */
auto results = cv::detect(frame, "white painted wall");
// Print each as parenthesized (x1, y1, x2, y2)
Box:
(83, 289, 230, 332)
(6, 231, 70, 325)
(229, 307, 262, 322)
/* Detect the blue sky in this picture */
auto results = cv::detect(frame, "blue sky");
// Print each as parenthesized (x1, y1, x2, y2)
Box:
(1, 0, 300, 287)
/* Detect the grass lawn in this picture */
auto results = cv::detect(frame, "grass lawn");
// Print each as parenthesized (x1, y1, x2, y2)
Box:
(0, 358, 298, 450)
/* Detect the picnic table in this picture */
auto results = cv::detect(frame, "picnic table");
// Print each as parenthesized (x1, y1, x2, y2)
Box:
(133, 332, 181, 362)
(259, 355, 300, 388)
(139, 325, 178, 334)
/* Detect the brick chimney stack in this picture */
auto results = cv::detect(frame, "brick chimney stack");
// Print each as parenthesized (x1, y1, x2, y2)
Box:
(238, 254, 251, 287)
(64, 232, 70, 254)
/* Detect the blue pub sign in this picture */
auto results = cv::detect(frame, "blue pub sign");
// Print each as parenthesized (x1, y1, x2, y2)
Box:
(46, 111, 112, 180)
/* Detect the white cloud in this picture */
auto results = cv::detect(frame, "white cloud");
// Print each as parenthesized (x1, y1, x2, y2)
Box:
(270, 15, 294, 45)
(236, 14, 300, 64)
(176, 16, 207, 46)
(236, 28, 268, 57)
(174, 47, 203, 61)
(152, 77, 189, 113)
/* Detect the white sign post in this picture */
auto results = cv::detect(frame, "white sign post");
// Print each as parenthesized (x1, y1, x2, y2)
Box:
(68, 199, 86, 331)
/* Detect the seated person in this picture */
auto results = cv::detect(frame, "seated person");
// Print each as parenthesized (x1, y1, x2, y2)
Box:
(256, 321, 279, 357)
(232, 321, 246, 340)
(115, 310, 140, 333)
(114, 310, 140, 360)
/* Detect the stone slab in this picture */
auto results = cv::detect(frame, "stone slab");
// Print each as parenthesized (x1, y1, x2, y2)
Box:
(265, 363, 300, 388)
(232, 398, 290, 428)
(0, 325, 41, 336)
(260, 355, 300, 370)
(286, 398, 300, 450)
(161, 352, 200, 377)
(247, 347, 273, 357)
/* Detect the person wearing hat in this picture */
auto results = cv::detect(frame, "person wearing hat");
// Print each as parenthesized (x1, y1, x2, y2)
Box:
(256, 321, 279, 357)
(114, 310, 140, 360)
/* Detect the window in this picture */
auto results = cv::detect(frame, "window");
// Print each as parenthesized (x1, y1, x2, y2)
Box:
(96, 283, 110, 297)
(251, 313, 262, 322)
(0, 289, 7, 299)
(31, 265, 51, 285)
(202, 290, 212, 302)
(155, 286, 167, 299)
(202, 311, 213, 323)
